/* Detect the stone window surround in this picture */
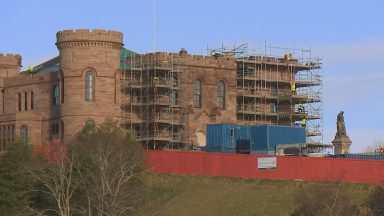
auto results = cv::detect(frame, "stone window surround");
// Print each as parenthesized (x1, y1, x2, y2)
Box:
(85, 70, 95, 102)
(217, 80, 226, 110)
(18, 90, 34, 112)
(193, 78, 202, 108)
(20, 125, 28, 144)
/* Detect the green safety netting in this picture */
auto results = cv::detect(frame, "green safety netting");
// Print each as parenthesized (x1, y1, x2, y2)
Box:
(120, 48, 138, 70)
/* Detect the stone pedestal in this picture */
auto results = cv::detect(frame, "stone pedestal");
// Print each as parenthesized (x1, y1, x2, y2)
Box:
(332, 135, 352, 154)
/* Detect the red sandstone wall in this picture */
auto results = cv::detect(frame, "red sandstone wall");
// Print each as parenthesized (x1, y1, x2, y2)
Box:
(145, 150, 384, 185)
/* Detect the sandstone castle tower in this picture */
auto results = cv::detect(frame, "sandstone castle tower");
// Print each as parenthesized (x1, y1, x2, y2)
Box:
(0, 54, 22, 115)
(56, 29, 123, 142)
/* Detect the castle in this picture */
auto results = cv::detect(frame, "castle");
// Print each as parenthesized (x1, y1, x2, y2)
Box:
(0, 29, 322, 151)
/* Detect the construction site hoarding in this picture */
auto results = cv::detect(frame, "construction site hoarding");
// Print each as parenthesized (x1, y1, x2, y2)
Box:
(145, 150, 384, 185)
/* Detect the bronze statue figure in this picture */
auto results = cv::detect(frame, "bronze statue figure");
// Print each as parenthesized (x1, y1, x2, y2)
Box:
(336, 111, 346, 136)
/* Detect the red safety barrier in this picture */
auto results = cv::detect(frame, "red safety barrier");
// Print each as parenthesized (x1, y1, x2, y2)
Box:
(145, 150, 384, 185)
(35, 142, 67, 164)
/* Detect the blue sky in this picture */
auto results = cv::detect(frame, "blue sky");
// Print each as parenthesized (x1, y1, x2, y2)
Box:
(1, 0, 383, 152)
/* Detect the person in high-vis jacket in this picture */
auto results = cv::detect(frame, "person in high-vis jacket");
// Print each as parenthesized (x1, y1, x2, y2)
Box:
(301, 118, 307, 127)
(291, 82, 296, 94)
(298, 102, 303, 113)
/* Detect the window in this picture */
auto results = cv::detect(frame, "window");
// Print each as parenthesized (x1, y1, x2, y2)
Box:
(171, 91, 178, 106)
(270, 102, 277, 113)
(18, 93, 21, 111)
(2, 127, 7, 149)
(85, 119, 95, 134)
(230, 128, 234, 137)
(217, 81, 225, 109)
(53, 84, 60, 106)
(61, 78, 65, 104)
(0, 128, 2, 151)
(20, 125, 28, 144)
(172, 75, 179, 87)
(60, 120, 64, 143)
(7, 126, 10, 144)
(51, 123, 59, 139)
(24, 92, 28, 111)
(86, 119, 95, 129)
(193, 79, 202, 108)
(12, 126, 14, 143)
(2, 127, 5, 149)
(31, 91, 34, 110)
(271, 85, 277, 96)
(85, 71, 94, 101)
(1, 90, 4, 115)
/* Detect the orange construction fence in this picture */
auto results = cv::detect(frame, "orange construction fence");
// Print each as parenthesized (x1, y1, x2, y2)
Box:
(145, 150, 384, 185)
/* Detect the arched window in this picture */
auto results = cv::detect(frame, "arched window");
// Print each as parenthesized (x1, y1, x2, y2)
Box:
(193, 79, 202, 108)
(61, 78, 65, 104)
(217, 81, 225, 109)
(60, 70, 65, 104)
(85, 71, 94, 101)
(20, 125, 28, 144)
(86, 119, 95, 130)
(53, 84, 60, 106)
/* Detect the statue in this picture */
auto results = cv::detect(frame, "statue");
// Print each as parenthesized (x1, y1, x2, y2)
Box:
(336, 111, 346, 136)
(332, 111, 352, 154)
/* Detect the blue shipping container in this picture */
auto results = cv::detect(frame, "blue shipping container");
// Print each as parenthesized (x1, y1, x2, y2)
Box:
(206, 124, 250, 154)
(250, 125, 306, 151)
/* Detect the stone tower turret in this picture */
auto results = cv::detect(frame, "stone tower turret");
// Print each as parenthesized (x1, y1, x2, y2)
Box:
(56, 29, 123, 142)
(0, 54, 21, 114)
(0, 54, 22, 78)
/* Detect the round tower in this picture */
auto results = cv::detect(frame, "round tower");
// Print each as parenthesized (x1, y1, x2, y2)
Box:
(56, 29, 123, 142)
(0, 54, 22, 78)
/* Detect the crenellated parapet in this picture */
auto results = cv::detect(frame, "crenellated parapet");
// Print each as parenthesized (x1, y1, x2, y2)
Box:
(0, 54, 22, 69)
(130, 51, 237, 69)
(5, 72, 58, 86)
(56, 29, 123, 50)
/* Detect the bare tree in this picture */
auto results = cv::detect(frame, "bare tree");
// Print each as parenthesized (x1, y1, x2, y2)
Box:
(29, 142, 78, 216)
(364, 139, 384, 153)
(72, 119, 144, 216)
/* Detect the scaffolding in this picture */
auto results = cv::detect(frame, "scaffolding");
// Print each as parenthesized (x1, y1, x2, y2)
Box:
(209, 43, 323, 145)
(120, 50, 188, 150)
(120, 41, 323, 150)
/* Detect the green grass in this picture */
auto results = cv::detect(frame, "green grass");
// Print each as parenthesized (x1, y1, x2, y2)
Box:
(136, 173, 376, 216)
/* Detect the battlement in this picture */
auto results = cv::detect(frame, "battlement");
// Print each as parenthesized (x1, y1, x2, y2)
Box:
(0, 54, 22, 67)
(131, 51, 237, 69)
(5, 72, 58, 86)
(56, 29, 123, 45)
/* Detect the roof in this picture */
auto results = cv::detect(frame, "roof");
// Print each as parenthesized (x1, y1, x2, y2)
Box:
(31, 56, 60, 74)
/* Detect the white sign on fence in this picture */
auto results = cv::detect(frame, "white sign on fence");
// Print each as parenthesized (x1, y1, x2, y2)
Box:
(257, 157, 277, 170)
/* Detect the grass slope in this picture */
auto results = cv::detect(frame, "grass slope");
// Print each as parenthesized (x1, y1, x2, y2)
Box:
(137, 174, 375, 216)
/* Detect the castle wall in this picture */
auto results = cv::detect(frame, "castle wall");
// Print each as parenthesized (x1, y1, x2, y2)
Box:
(179, 55, 238, 145)
(1, 73, 60, 145)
